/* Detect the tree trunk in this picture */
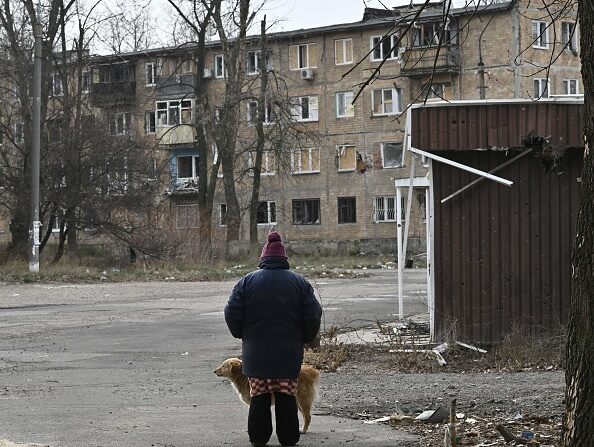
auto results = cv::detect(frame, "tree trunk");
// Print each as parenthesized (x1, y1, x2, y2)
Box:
(561, 1, 594, 445)
(249, 17, 268, 257)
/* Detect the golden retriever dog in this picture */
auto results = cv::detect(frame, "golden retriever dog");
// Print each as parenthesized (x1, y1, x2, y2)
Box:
(214, 357, 320, 433)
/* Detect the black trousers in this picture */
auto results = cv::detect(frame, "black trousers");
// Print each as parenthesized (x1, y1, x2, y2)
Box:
(248, 392, 300, 446)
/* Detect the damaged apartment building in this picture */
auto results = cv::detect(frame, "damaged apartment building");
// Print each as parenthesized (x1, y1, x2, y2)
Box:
(0, 0, 581, 255)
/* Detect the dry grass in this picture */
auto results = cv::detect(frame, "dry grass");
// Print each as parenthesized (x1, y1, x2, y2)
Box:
(304, 325, 352, 372)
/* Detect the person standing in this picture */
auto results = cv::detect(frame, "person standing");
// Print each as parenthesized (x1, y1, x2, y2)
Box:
(224, 231, 322, 446)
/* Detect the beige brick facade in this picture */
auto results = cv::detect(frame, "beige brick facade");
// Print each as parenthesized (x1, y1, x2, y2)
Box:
(3, 1, 574, 253)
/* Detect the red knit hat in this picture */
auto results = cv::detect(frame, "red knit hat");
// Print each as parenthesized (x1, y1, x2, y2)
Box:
(260, 231, 288, 260)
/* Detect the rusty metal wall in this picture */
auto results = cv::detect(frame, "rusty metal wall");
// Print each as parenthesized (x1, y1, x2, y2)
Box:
(432, 149, 583, 343)
(412, 102, 584, 151)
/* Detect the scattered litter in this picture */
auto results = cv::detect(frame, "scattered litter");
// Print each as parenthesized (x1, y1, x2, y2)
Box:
(364, 416, 391, 424)
(181, 352, 189, 356)
(415, 407, 448, 423)
(388, 414, 415, 425)
(455, 341, 487, 353)
(465, 417, 478, 424)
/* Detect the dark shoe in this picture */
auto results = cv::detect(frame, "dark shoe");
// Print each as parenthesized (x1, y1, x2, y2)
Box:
(280, 441, 298, 446)
(250, 441, 267, 447)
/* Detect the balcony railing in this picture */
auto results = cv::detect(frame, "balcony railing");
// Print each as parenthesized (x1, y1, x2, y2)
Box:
(400, 45, 460, 76)
(156, 124, 196, 146)
(90, 81, 136, 104)
(156, 74, 197, 99)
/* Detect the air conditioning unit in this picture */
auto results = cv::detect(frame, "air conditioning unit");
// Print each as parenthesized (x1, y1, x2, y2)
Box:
(203, 68, 213, 79)
(300, 68, 314, 80)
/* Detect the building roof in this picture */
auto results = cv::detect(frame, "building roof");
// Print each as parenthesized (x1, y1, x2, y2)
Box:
(89, 1, 514, 61)
(409, 99, 585, 152)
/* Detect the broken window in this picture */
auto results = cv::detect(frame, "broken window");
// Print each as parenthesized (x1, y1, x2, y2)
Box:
(338, 197, 356, 224)
(249, 151, 276, 175)
(176, 154, 199, 182)
(336, 91, 354, 117)
(246, 49, 273, 75)
(145, 111, 156, 134)
(371, 34, 399, 61)
(292, 199, 320, 225)
(247, 100, 274, 125)
(219, 203, 228, 226)
(214, 54, 225, 78)
(381, 142, 404, 168)
(291, 148, 320, 174)
(372, 88, 402, 115)
(176, 204, 199, 229)
(335, 38, 353, 65)
(145, 62, 158, 86)
(110, 112, 131, 135)
(337, 145, 356, 171)
(289, 43, 317, 70)
(156, 100, 192, 126)
(257, 201, 277, 224)
(291, 95, 318, 121)
(50, 73, 63, 96)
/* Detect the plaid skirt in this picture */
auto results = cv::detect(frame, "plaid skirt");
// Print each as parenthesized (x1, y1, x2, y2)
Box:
(248, 377, 298, 398)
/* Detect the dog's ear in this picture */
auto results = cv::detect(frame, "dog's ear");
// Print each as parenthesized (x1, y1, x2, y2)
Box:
(230, 359, 242, 374)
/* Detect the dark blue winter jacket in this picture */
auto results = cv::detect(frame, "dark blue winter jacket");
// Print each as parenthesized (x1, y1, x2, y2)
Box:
(224, 257, 322, 379)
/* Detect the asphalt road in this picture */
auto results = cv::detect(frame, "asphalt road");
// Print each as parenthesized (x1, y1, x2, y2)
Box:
(0, 269, 426, 447)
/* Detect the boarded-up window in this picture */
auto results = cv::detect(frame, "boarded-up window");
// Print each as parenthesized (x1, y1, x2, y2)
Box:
(337, 145, 356, 171)
(176, 204, 199, 229)
(335, 38, 353, 65)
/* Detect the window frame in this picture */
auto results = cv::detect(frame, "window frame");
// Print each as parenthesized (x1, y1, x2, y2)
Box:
(145, 62, 158, 86)
(219, 203, 228, 227)
(563, 78, 579, 95)
(248, 150, 276, 176)
(291, 148, 320, 174)
(337, 145, 357, 172)
(370, 34, 399, 62)
(246, 49, 273, 75)
(337, 197, 357, 224)
(532, 20, 549, 49)
(561, 22, 578, 52)
(156, 99, 193, 127)
(533, 78, 550, 98)
(291, 95, 319, 122)
(334, 38, 353, 65)
(50, 73, 63, 96)
(176, 154, 200, 183)
(336, 91, 354, 118)
(256, 200, 277, 225)
(145, 110, 156, 134)
(371, 88, 402, 116)
(111, 112, 131, 135)
(214, 54, 225, 78)
(373, 196, 397, 223)
(289, 43, 317, 70)
(247, 100, 275, 125)
(381, 142, 404, 168)
(292, 198, 321, 225)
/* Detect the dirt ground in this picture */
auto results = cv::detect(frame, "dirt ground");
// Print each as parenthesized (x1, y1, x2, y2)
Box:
(314, 344, 565, 446)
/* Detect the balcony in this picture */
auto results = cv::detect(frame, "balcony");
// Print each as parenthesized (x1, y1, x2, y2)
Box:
(400, 45, 460, 77)
(156, 124, 196, 146)
(156, 74, 197, 99)
(90, 81, 136, 105)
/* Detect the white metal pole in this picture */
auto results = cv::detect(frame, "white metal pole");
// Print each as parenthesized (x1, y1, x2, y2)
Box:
(396, 186, 404, 320)
(427, 160, 436, 340)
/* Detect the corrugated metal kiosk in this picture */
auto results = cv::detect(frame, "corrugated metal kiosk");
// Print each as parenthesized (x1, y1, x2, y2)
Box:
(400, 99, 584, 344)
